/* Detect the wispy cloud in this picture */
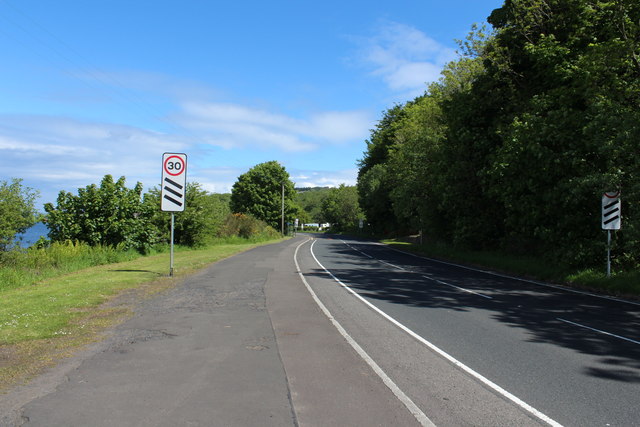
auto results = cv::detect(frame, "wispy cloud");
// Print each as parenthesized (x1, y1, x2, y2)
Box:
(176, 102, 372, 152)
(290, 168, 358, 188)
(0, 114, 186, 203)
(356, 21, 456, 97)
(0, 102, 371, 204)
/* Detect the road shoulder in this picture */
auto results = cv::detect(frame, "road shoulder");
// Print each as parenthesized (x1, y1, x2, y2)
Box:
(266, 237, 420, 426)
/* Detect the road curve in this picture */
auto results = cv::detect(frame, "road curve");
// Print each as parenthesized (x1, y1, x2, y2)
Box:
(298, 234, 640, 426)
(4, 234, 638, 426)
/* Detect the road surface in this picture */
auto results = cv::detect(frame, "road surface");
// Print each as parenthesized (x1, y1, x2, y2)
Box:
(2, 234, 639, 426)
(302, 234, 640, 426)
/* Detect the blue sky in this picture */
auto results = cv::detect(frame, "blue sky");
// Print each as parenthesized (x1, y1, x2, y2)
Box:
(0, 0, 504, 206)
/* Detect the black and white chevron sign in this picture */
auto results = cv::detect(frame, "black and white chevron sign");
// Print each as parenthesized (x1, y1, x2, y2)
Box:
(602, 191, 621, 230)
(161, 153, 187, 212)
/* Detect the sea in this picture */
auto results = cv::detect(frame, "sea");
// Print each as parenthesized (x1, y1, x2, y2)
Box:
(13, 222, 49, 248)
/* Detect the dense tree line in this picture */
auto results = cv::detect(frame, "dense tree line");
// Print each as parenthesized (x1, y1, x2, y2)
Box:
(3, 161, 363, 253)
(358, 0, 640, 271)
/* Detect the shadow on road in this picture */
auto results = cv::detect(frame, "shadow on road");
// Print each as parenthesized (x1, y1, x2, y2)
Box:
(307, 235, 640, 384)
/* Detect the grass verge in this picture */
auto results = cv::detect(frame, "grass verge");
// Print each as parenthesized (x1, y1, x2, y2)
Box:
(382, 239, 640, 299)
(0, 238, 283, 392)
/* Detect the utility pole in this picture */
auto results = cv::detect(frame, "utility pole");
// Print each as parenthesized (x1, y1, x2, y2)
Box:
(281, 182, 285, 235)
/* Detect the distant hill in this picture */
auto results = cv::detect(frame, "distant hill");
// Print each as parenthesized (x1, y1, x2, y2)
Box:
(295, 187, 331, 193)
(295, 187, 333, 223)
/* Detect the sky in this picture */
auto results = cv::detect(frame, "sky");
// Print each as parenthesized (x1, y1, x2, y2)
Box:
(0, 0, 504, 207)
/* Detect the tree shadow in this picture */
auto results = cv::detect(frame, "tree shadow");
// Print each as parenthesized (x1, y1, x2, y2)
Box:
(309, 236, 640, 384)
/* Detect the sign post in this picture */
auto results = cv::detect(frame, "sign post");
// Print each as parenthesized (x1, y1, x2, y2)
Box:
(602, 191, 621, 277)
(161, 153, 187, 277)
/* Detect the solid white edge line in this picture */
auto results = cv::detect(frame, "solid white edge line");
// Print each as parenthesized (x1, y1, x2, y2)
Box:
(311, 239, 563, 427)
(379, 243, 640, 307)
(557, 318, 640, 346)
(293, 239, 435, 427)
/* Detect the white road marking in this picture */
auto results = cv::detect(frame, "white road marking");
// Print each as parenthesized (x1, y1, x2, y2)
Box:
(343, 239, 493, 299)
(557, 318, 640, 346)
(381, 243, 640, 308)
(294, 239, 436, 427)
(310, 239, 563, 427)
(423, 276, 493, 299)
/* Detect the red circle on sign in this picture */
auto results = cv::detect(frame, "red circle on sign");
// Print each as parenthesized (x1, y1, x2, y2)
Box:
(604, 191, 620, 199)
(164, 155, 185, 176)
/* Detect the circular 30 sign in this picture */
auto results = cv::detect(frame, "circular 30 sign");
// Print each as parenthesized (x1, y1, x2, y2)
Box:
(164, 155, 186, 177)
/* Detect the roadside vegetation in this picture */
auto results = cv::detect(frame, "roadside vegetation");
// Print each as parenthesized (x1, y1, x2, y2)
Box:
(358, 2, 640, 288)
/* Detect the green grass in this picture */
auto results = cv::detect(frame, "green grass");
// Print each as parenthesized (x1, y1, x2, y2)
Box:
(0, 237, 283, 390)
(0, 241, 141, 292)
(382, 239, 640, 298)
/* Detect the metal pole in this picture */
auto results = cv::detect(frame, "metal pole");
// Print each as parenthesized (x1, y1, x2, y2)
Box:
(607, 230, 611, 277)
(170, 213, 175, 277)
(281, 182, 285, 235)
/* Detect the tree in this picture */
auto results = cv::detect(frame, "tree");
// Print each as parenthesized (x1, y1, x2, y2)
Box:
(355, 1, 640, 270)
(44, 175, 157, 252)
(484, 0, 640, 266)
(230, 161, 296, 231)
(321, 185, 362, 231)
(145, 183, 231, 246)
(357, 104, 410, 234)
(0, 178, 40, 250)
(386, 94, 446, 234)
(296, 187, 332, 223)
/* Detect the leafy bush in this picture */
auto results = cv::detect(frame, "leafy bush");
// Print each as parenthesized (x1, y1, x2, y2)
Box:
(145, 184, 230, 247)
(0, 178, 40, 251)
(44, 175, 157, 253)
(218, 213, 280, 240)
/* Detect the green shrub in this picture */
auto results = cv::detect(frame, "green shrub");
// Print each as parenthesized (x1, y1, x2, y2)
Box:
(218, 213, 280, 240)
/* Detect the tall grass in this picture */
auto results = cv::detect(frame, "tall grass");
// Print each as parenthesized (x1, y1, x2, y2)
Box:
(217, 213, 281, 240)
(0, 213, 282, 293)
(0, 241, 140, 291)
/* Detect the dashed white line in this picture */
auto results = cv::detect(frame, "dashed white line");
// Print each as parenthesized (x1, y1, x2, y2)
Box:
(381, 243, 640, 307)
(424, 276, 493, 299)
(343, 239, 493, 300)
(557, 318, 640, 346)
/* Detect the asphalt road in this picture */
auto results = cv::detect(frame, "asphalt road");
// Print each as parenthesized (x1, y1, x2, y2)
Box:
(3, 234, 639, 426)
(300, 234, 640, 426)
(2, 236, 418, 427)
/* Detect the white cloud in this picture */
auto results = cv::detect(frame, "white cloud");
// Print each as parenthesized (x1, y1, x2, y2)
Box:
(0, 114, 187, 204)
(189, 166, 243, 194)
(290, 168, 358, 188)
(177, 102, 372, 151)
(357, 21, 457, 97)
(0, 102, 371, 206)
(0, 136, 98, 156)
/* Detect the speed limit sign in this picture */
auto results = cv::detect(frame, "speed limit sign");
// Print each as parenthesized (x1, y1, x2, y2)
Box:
(161, 153, 187, 212)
